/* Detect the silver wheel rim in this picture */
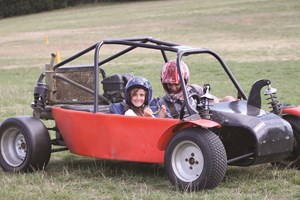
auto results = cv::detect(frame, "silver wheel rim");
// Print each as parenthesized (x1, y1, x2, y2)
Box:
(171, 140, 204, 182)
(1, 127, 27, 167)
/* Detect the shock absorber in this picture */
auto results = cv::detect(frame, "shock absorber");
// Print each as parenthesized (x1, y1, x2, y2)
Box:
(199, 84, 213, 119)
(31, 83, 48, 118)
(264, 84, 282, 115)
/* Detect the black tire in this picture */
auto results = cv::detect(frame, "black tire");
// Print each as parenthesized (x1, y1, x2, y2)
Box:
(165, 127, 227, 191)
(275, 115, 300, 169)
(0, 116, 51, 172)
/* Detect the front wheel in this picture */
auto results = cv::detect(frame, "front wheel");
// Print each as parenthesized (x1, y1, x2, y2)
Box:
(275, 115, 300, 169)
(0, 116, 51, 172)
(165, 127, 227, 191)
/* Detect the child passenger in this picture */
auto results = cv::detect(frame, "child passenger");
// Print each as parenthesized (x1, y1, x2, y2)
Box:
(124, 76, 166, 117)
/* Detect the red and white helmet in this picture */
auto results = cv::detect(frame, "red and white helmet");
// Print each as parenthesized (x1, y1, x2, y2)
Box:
(160, 60, 190, 93)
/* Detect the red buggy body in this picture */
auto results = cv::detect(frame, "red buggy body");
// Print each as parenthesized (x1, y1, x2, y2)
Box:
(0, 37, 299, 191)
(52, 107, 220, 163)
(52, 107, 175, 163)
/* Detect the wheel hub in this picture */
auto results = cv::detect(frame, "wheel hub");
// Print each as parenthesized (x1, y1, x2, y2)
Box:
(15, 134, 27, 160)
(185, 153, 200, 168)
(1, 128, 27, 167)
(189, 156, 195, 165)
(172, 141, 204, 182)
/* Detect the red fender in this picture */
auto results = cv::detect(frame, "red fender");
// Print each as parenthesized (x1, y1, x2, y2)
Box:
(157, 119, 221, 151)
(282, 106, 300, 117)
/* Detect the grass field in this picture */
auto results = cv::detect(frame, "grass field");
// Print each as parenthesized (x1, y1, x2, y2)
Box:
(0, 0, 300, 199)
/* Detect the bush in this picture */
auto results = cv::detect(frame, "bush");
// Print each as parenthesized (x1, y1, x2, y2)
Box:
(1, 0, 54, 18)
(0, 0, 151, 18)
(0, 0, 111, 18)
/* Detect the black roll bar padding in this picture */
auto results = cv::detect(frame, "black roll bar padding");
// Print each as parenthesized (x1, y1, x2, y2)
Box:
(178, 48, 247, 100)
(206, 50, 247, 100)
(52, 37, 178, 76)
(53, 44, 97, 70)
(176, 52, 199, 116)
(93, 42, 102, 113)
(45, 37, 247, 113)
(97, 38, 176, 70)
(176, 48, 248, 117)
(161, 50, 169, 63)
(91, 37, 179, 113)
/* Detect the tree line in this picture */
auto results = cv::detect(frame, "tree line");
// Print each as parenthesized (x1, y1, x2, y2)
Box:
(0, 0, 141, 19)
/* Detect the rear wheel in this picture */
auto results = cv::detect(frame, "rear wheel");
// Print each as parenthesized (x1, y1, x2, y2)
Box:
(165, 127, 227, 191)
(275, 115, 300, 169)
(0, 116, 51, 172)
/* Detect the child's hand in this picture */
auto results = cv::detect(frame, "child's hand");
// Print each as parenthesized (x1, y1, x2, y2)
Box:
(143, 106, 153, 117)
(158, 105, 167, 118)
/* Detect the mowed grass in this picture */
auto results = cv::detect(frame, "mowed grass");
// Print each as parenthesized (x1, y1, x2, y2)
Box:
(0, 0, 300, 199)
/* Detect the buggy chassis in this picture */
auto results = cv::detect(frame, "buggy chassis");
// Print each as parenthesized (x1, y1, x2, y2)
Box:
(0, 37, 300, 191)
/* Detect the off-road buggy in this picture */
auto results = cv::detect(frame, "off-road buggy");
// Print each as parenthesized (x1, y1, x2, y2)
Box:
(0, 37, 299, 191)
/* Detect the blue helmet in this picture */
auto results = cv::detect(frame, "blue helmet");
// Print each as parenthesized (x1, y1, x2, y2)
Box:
(125, 76, 152, 106)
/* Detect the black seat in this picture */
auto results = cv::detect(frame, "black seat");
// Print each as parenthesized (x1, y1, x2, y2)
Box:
(109, 102, 125, 114)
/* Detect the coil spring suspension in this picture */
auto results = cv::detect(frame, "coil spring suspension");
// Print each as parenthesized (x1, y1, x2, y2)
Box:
(199, 107, 211, 119)
(31, 83, 48, 118)
(199, 84, 213, 119)
(264, 84, 282, 115)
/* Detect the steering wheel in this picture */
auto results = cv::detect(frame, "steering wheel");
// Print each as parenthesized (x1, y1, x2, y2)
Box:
(189, 92, 201, 105)
(179, 92, 201, 120)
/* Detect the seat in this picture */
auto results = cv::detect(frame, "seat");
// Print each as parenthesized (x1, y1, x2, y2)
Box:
(109, 102, 125, 114)
(149, 97, 160, 114)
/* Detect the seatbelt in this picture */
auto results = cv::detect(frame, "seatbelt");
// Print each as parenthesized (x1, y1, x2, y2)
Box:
(162, 97, 181, 119)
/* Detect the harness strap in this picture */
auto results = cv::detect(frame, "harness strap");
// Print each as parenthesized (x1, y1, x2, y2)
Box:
(161, 96, 181, 119)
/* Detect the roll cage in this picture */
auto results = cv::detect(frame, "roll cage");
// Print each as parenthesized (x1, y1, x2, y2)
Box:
(37, 37, 247, 116)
